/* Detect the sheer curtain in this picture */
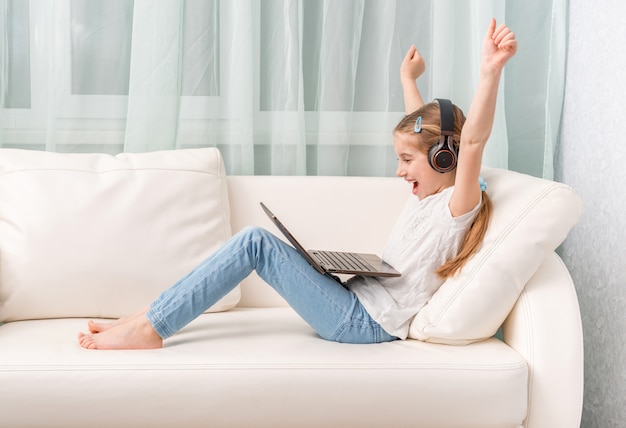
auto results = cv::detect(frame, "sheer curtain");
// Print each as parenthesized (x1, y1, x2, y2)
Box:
(0, 0, 567, 178)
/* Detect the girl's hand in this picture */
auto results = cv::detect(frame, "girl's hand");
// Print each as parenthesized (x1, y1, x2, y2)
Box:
(400, 45, 426, 83)
(482, 18, 517, 75)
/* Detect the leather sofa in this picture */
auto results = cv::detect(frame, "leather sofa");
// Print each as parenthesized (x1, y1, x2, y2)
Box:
(0, 147, 583, 427)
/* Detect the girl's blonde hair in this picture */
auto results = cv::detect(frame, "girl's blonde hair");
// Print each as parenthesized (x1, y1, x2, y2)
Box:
(394, 102, 492, 279)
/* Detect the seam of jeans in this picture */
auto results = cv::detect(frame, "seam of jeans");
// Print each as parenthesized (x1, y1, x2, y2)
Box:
(146, 307, 172, 339)
(331, 318, 387, 343)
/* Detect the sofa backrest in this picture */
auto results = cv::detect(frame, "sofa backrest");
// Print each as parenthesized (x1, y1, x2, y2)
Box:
(226, 175, 408, 307)
(0, 146, 582, 347)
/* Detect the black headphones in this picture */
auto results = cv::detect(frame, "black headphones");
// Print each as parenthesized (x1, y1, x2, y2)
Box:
(428, 98, 458, 173)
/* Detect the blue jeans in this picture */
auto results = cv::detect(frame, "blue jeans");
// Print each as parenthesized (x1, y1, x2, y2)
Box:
(146, 226, 398, 344)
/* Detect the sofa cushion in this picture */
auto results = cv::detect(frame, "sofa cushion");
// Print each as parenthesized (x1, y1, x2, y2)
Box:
(408, 167, 583, 344)
(0, 309, 528, 427)
(0, 148, 239, 322)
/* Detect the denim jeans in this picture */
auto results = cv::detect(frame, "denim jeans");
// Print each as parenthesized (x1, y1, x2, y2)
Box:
(146, 226, 398, 344)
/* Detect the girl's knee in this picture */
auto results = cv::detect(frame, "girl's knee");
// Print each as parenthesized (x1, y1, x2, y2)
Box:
(238, 226, 272, 240)
(235, 226, 281, 249)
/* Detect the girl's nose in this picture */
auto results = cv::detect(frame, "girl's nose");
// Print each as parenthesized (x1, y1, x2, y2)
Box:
(396, 162, 405, 177)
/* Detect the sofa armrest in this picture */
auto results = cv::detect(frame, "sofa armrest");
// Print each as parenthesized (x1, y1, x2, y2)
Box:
(502, 251, 584, 428)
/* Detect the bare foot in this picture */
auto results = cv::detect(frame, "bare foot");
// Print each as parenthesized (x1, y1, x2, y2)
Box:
(87, 308, 149, 333)
(78, 315, 163, 350)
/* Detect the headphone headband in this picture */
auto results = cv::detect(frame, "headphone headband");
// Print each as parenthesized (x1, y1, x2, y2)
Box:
(436, 98, 455, 137)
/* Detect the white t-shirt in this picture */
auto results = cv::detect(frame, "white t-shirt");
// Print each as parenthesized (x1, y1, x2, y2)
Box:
(347, 186, 481, 339)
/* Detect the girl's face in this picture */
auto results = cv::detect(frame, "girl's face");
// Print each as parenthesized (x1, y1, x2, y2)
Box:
(394, 132, 455, 200)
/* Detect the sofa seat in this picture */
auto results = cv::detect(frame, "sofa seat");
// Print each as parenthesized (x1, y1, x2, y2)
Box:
(0, 307, 527, 428)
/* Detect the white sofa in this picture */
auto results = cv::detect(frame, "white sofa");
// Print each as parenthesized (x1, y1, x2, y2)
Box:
(0, 148, 583, 428)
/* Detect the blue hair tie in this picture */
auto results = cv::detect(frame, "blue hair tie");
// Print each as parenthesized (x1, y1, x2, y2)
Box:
(479, 176, 487, 192)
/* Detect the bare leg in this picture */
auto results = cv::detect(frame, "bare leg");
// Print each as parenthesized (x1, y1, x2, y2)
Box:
(87, 307, 150, 333)
(78, 314, 163, 350)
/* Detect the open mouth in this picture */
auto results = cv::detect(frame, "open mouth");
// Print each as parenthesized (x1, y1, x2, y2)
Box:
(412, 181, 419, 195)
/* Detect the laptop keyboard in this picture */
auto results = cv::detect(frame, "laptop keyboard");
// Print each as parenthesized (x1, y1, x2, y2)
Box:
(314, 251, 374, 271)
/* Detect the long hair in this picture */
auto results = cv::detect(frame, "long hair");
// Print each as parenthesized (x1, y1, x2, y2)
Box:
(394, 102, 492, 279)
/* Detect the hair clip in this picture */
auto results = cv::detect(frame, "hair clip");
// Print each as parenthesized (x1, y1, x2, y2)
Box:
(414, 116, 422, 133)
(479, 176, 487, 192)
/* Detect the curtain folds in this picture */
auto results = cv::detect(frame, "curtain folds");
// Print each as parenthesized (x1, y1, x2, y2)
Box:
(0, 0, 567, 178)
(124, 0, 184, 152)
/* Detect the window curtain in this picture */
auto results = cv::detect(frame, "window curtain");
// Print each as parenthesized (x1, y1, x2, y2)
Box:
(0, 0, 567, 178)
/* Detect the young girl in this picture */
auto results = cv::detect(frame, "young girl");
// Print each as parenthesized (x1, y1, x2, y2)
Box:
(78, 19, 517, 350)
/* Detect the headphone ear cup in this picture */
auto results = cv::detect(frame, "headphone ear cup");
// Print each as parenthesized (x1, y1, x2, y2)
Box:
(428, 140, 443, 171)
(428, 138, 458, 173)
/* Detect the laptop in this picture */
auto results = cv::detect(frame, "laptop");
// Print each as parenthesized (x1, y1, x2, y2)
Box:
(260, 202, 400, 277)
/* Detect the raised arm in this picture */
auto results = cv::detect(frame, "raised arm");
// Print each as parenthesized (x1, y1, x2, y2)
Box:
(449, 19, 517, 217)
(400, 45, 426, 115)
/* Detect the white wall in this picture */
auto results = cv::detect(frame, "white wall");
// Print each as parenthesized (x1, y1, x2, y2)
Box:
(556, 0, 626, 426)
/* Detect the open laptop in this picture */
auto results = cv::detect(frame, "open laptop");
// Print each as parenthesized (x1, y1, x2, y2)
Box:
(260, 202, 400, 277)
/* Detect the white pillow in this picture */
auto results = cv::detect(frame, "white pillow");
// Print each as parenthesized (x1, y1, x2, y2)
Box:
(408, 167, 583, 344)
(0, 148, 239, 322)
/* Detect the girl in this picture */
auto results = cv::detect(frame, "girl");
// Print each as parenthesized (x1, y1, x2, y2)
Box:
(78, 19, 516, 350)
